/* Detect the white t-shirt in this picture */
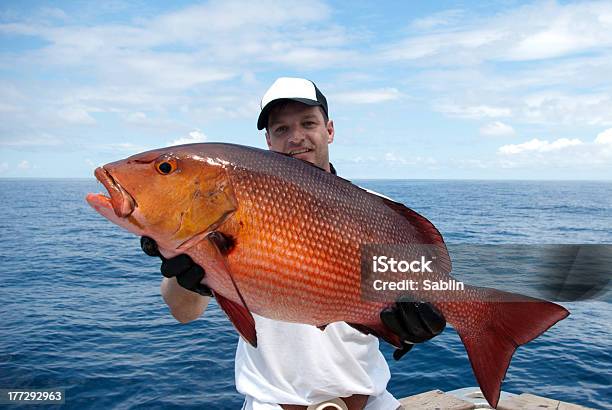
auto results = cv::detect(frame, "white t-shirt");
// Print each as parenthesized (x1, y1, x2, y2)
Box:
(235, 314, 400, 410)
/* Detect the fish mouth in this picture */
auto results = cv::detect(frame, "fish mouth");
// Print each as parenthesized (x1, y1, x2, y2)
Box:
(93, 167, 136, 218)
(288, 147, 313, 157)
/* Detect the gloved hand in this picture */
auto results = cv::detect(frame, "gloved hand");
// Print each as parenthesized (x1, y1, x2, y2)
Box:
(380, 298, 446, 360)
(140, 236, 213, 297)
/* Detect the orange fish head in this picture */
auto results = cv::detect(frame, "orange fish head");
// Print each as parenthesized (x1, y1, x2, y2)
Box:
(86, 145, 237, 253)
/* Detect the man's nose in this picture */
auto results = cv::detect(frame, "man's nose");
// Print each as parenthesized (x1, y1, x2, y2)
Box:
(287, 129, 305, 146)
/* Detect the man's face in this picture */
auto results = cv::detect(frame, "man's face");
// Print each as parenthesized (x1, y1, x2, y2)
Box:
(265, 101, 334, 172)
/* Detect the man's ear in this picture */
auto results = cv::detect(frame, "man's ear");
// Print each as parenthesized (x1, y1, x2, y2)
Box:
(265, 131, 272, 148)
(326, 120, 335, 144)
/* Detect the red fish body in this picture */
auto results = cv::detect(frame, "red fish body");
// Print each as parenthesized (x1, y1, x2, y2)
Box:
(86, 143, 569, 407)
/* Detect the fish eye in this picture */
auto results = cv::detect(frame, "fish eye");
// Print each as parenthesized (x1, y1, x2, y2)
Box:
(155, 157, 177, 175)
(159, 162, 172, 173)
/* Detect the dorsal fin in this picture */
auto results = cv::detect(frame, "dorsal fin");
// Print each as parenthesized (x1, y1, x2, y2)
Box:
(268, 157, 447, 251)
(357, 186, 445, 245)
(379, 195, 445, 245)
(361, 189, 451, 273)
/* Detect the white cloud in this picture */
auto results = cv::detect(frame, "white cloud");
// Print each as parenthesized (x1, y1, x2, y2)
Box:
(57, 106, 96, 124)
(168, 129, 207, 146)
(150, 0, 331, 38)
(62, 86, 183, 108)
(494, 131, 612, 170)
(422, 82, 612, 126)
(382, 29, 503, 62)
(2, 1, 612, 179)
(342, 152, 438, 168)
(384, 152, 406, 164)
(0, 162, 8, 174)
(17, 160, 30, 170)
(410, 9, 464, 31)
(503, 3, 612, 61)
(3, 0, 343, 76)
(452, 158, 490, 169)
(0, 102, 21, 113)
(335, 88, 402, 104)
(99, 142, 148, 154)
(412, 54, 612, 125)
(384, 152, 437, 166)
(39, 7, 68, 20)
(118, 54, 235, 89)
(124, 112, 147, 124)
(118, 111, 186, 133)
(499, 138, 583, 155)
(0, 0, 353, 148)
(480, 121, 515, 137)
(436, 103, 512, 119)
(595, 128, 612, 145)
(345, 155, 377, 164)
(0, 134, 64, 148)
(383, 2, 612, 64)
(521, 92, 612, 125)
(380, 2, 612, 127)
(265, 47, 356, 69)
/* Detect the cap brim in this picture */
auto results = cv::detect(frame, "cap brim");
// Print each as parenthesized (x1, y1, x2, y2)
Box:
(257, 98, 322, 130)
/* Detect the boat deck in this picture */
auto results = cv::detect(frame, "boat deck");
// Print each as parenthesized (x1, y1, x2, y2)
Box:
(398, 388, 593, 409)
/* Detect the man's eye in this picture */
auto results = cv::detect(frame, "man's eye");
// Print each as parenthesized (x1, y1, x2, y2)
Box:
(303, 122, 316, 127)
(275, 126, 288, 134)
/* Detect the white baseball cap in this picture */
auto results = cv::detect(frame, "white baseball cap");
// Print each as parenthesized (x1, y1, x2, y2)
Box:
(257, 77, 328, 130)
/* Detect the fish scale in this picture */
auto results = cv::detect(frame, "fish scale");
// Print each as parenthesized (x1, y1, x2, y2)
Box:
(87, 142, 569, 407)
(214, 153, 433, 326)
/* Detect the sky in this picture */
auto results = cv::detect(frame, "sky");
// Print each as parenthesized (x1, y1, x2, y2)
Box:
(0, 0, 611, 179)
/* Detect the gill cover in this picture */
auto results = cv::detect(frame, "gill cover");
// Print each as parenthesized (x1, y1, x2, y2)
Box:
(172, 164, 238, 246)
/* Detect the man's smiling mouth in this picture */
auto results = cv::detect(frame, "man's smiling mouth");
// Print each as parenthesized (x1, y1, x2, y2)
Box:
(289, 148, 312, 156)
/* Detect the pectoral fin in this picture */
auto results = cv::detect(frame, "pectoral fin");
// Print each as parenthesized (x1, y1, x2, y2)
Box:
(207, 231, 258, 347)
(214, 292, 257, 347)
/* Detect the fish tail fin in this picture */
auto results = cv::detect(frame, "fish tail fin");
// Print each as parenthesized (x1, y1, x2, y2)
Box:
(448, 288, 569, 408)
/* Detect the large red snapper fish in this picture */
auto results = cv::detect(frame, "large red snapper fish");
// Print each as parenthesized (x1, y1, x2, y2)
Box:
(86, 143, 569, 408)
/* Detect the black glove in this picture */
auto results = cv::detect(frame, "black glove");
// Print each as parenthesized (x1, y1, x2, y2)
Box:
(380, 298, 446, 360)
(140, 236, 213, 297)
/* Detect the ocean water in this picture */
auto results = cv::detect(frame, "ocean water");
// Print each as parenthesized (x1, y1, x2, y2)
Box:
(0, 179, 610, 409)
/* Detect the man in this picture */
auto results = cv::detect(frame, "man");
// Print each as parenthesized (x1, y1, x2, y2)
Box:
(142, 77, 445, 410)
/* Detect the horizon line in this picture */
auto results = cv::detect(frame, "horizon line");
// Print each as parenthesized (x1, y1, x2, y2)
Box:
(1, 177, 611, 183)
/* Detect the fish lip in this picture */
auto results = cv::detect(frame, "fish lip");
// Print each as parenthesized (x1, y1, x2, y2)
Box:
(94, 167, 136, 218)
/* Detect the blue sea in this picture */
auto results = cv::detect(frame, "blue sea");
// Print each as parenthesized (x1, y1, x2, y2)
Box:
(0, 179, 610, 409)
